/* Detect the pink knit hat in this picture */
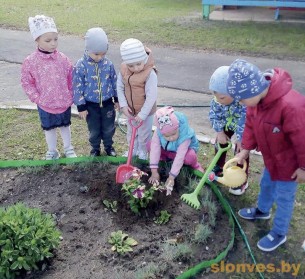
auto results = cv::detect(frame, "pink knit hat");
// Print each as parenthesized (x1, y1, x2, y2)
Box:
(155, 106, 179, 135)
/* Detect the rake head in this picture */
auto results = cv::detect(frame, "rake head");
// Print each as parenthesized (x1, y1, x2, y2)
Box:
(180, 192, 201, 210)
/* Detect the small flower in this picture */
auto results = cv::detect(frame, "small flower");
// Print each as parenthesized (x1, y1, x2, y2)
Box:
(153, 182, 167, 192)
(132, 186, 146, 199)
(130, 169, 148, 180)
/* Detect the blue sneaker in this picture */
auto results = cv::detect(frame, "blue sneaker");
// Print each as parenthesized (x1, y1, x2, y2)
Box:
(257, 231, 287, 252)
(238, 207, 271, 220)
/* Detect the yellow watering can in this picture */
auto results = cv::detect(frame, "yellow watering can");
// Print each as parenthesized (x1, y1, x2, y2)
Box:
(208, 158, 247, 188)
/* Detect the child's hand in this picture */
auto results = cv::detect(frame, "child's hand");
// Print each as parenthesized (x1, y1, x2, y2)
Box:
(235, 149, 250, 165)
(235, 141, 242, 153)
(121, 106, 133, 118)
(134, 115, 143, 123)
(79, 110, 88, 120)
(216, 131, 228, 145)
(291, 168, 305, 183)
(165, 176, 175, 196)
(148, 169, 160, 185)
(114, 102, 119, 110)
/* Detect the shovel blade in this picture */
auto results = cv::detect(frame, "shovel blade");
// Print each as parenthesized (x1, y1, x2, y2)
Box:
(116, 164, 135, 184)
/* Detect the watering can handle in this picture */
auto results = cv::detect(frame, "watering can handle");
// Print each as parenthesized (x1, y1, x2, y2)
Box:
(223, 158, 247, 172)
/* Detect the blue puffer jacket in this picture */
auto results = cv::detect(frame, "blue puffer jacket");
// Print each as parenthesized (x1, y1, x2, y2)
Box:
(209, 97, 246, 141)
(73, 53, 117, 108)
(157, 111, 199, 152)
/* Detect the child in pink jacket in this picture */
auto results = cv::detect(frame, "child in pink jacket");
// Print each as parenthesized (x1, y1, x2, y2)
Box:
(148, 106, 203, 195)
(21, 15, 76, 160)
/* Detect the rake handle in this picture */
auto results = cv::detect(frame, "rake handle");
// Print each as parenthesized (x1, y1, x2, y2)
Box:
(193, 142, 232, 195)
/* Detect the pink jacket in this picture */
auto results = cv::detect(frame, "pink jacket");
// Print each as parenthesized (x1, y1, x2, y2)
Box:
(21, 49, 73, 114)
(242, 68, 305, 181)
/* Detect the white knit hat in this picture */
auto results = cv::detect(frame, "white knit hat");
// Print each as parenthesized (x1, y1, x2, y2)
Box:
(209, 66, 230, 95)
(28, 15, 57, 41)
(120, 38, 148, 64)
(85, 27, 108, 53)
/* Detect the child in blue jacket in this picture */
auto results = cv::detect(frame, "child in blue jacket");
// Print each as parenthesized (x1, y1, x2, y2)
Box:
(73, 27, 118, 157)
(209, 66, 249, 195)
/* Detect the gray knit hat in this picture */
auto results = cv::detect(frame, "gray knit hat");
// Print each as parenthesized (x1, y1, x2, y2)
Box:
(120, 38, 148, 64)
(85, 27, 108, 53)
(209, 66, 230, 95)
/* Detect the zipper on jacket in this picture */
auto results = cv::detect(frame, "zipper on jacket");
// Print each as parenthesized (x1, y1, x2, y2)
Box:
(127, 73, 136, 116)
(165, 141, 170, 151)
(95, 63, 103, 107)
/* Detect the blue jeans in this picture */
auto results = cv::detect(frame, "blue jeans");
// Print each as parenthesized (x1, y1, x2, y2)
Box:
(86, 100, 116, 151)
(258, 168, 297, 236)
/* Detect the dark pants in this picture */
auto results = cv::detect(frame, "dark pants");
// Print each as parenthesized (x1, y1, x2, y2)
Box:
(86, 101, 116, 151)
(215, 129, 249, 175)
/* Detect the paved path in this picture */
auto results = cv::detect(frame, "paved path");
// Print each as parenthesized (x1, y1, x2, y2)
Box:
(0, 28, 304, 141)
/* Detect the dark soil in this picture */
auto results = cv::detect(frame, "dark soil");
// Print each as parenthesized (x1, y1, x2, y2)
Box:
(0, 162, 233, 279)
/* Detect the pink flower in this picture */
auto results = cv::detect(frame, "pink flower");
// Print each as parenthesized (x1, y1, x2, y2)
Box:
(132, 186, 146, 199)
(130, 169, 148, 180)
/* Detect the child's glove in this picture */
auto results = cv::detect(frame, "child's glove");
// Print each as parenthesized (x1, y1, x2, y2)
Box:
(165, 177, 175, 196)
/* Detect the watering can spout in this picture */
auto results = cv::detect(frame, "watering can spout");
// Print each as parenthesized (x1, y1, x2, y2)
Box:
(214, 176, 225, 185)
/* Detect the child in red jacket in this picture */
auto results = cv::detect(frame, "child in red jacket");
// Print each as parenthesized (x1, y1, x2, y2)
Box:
(226, 59, 305, 252)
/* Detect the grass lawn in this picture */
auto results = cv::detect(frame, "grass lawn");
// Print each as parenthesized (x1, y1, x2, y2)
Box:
(0, 0, 305, 59)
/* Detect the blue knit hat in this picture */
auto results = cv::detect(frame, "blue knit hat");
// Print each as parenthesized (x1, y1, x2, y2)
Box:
(227, 59, 270, 100)
(209, 66, 230, 95)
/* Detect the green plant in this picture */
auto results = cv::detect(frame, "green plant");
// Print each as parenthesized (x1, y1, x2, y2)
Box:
(135, 262, 168, 279)
(0, 203, 61, 279)
(154, 210, 171, 225)
(201, 190, 218, 227)
(193, 223, 212, 244)
(108, 230, 138, 255)
(103, 199, 118, 213)
(161, 242, 193, 263)
(121, 169, 165, 214)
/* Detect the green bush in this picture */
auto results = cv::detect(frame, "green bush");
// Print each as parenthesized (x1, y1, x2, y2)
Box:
(0, 203, 61, 279)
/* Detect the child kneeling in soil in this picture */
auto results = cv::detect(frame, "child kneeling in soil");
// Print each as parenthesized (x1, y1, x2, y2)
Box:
(148, 106, 203, 195)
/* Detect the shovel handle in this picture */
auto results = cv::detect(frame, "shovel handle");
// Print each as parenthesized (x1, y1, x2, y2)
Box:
(127, 119, 143, 165)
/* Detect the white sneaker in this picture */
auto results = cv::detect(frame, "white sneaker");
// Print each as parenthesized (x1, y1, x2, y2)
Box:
(64, 148, 77, 158)
(229, 182, 248, 196)
(137, 151, 148, 160)
(45, 150, 60, 160)
(122, 150, 137, 157)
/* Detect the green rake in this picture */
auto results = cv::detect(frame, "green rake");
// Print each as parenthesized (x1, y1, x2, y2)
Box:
(181, 142, 232, 209)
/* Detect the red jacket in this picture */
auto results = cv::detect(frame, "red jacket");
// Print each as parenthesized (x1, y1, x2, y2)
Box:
(242, 68, 305, 181)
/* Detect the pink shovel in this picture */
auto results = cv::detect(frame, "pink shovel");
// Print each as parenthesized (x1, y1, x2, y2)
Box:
(116, 119, 143, 184)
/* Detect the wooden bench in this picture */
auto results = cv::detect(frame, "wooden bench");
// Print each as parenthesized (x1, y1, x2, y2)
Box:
(202, 0, 305, 20)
